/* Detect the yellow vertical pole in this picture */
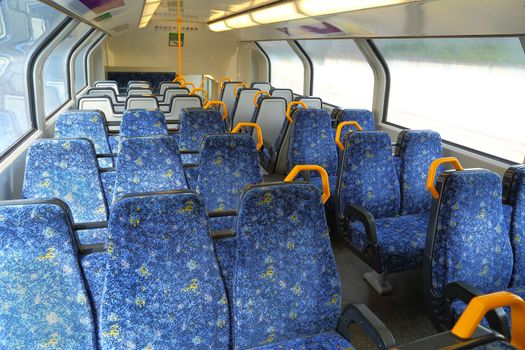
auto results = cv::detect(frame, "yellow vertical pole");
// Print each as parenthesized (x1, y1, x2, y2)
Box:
(177, 0, 182, 79)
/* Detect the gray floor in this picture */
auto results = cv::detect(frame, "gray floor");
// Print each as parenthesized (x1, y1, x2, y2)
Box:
(331, 233, 437, 349)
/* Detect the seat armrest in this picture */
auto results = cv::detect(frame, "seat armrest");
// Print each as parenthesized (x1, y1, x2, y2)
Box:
(444, 282, 510, 339)
(337, 303, 396, 350)
(343, 203, 378, 244)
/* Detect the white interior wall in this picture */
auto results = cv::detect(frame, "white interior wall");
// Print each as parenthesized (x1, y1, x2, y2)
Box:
(105, 24, 239, 80)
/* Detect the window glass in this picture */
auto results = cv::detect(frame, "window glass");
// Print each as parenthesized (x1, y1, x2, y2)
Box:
(258, 41, 304, 94)
(42, 21, 89, 116)
(74, 34, 94, 93)
(0, 1, 65, 155)
(298, 39, 374, 109)
(376, 38, 525, 163)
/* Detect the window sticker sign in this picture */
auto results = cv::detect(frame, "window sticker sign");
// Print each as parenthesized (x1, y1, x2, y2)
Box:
(169, 32, 184, 47)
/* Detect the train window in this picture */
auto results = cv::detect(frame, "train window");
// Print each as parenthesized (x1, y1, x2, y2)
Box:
(376, 37, 525, 163)
(0, 1, 65, 156)
(74, 35, 93, 93)
(298, 39, 374, 109)
(42, 21, 90, 117)
(258, 41, 305, 94)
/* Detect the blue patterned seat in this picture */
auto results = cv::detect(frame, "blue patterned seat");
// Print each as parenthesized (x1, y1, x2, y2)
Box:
(22, 139, 109, 245)
(55, 110, 114, 168)
(394, 130, 442, 215)
(232, 183, 344, 348)
(178, 108, 227, 164)
(336, 131, 429, 288)
(0, 200, 97, 349)
(425, 168, 519, 334)
(112, 136, 187, 203)
(337, 109, 375, 138)
(288, 109, 338, 206)
(119, 109, 168, 139)
(99, 192, 229, 349)
(80, 252, 107, 318)
(250, 331, 354, 349)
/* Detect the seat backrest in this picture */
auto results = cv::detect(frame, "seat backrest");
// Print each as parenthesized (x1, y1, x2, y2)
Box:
(159, 82, 181, 95)
(163, 88, 190, 103)
(220, 81, 242, 118)
(22, 139, 108, 224)
(0, 200, 97, 349)
(231, 88, 260, 126)
(127, 88, 154, 96)
(297, 97, 322, 109)
(288, 109, 338, 176)
(337, 131, 400, 219)
(87, 88, 119, 105)
(339, 109, 375, 131)
(395, 130, 442, 215)
(100, 192, 229, 349)
(119, 109, 168, 138)
(232, 182, 341, 348)
(78, 96, 119, 122)
(252, 97, 287, 148)
(179, 108, 226, 156)
(95, 81, 119, 95)
(251, 82, 272, 91)
(165, 95, 202, 120)
(428, 169, 513, 296)
(196, 134, 262, 213)
(126, 96, 159, 110)
(112, 136, 187, 203)
(271, 88, 293, 105)
(127, 81, 150, 90)
(505, 166, 525, 287)
(55, 110, 113, 168)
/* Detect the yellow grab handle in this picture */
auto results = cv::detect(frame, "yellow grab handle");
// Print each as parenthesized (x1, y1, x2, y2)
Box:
(284, 165, 330, 204)
(231, 122, 264, 151)
(426, 157, 464, 199)
(452, 291, 525, 349)
(174, 75, 185, 84)
(253, 90, 271, 107)
(233, 83, 248, 97)
(285, 101, 308, 123)
(335, 121, 363, 151)
(219, 77, 231, 90)
(189, 88, 209, 104)
(204, 100, 228, 120)
(181, 82, 196, 90)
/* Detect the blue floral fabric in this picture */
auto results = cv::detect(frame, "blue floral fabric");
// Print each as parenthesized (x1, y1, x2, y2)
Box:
(55, 110, 113, 168)
(250, 331, 354, 350)
(431, 170, 513, 296)
(289, 109, 338, 177)
(0, 202, 97, 349)
(196, 134, 262, 231)
(108, 136, 119, 153)
(349, 213, 429, 273)
(259, 118, 290, 172)
(22, 139, 109, 244)
(119, 109, 168, 139)
(396, 130, 442, 215)
(99, 192, 229, 349)
(508, 167, 525, 288)
(233, 183, 341, 349)
(337, 131, 400, 219)
(338, 109, 375, 137)
(100, 171, 116, 205)
(80, 252, 108, 317)
(113, 136, 187, 203)
(179, 108, 227, 164)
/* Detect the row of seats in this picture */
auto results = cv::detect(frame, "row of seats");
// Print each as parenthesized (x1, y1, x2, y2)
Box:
(3, 178, 522, 348)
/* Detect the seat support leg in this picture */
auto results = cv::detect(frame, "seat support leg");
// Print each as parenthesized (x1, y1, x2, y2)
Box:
(364, 271, 392, 295)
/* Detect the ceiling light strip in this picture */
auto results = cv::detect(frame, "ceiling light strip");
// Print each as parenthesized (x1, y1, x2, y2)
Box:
(139, 0, 161, 28)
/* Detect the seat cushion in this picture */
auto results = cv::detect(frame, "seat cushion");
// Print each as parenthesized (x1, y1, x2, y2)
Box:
(250, 331, 354, 350)
(349, 213, 429, 274)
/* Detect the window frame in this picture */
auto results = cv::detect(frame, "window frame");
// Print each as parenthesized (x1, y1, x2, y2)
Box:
(70, 27, 96, 96)
(372, 35, 525, 165)
(84, 32, 108, 87)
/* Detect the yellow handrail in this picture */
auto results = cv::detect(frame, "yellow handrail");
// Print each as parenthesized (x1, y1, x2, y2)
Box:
(181, 82, 196, 90)
(452, 291, 525, 349)
(204, 100, 228, 120)
(426, 157, 464, 199)
(233, 83, 248, 97)
(284, 165, 330, 204)
(231, 122, 264, 151)
(219, 77, 231, 90)
(285, 101, 308, 123)
(253, 90, 271, 107)
(189, 88, 209, 104)
(335, 121, 363, 151)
